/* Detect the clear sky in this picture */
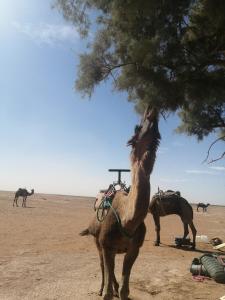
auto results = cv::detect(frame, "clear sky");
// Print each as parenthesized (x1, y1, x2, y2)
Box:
(0, 0, 224, 205)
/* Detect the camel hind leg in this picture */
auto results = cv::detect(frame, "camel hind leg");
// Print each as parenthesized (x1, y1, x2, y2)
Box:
(102, 249, 116, 300)
(182, 222, 189, 240)
(95, 239, 119, 297)
(98, 250, 105, 296)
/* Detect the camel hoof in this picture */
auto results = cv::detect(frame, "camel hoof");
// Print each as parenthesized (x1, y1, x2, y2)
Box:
(119, 292, 129, 300)
(154, 241, 160, 246)
(113, 290, 119, 298)
(98, 290, 103, 296)
(103, 294, 113, 300)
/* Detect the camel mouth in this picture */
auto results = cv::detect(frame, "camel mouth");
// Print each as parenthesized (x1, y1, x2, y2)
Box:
(127, 106, 159, 148)
(127, 125, 142, 147)
(127, 137, 138, 147)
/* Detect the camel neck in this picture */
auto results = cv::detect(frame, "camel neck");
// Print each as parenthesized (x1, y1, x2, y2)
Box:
(123, 162, 150, 232)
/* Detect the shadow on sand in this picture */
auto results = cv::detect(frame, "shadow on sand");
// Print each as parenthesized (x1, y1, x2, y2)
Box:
(165, 243, 221, 255)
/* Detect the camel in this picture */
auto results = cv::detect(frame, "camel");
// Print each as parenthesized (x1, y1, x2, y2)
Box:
(79, 106, 160, 300)
(149, 189, 197, 249)
(13, 188, 34, 208)
(197, 202, 210, 212)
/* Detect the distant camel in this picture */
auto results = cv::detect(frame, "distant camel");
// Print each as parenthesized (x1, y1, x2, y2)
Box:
(13, 188, 34, 208)
(197, 202, 210, 212)
(149, 190, 197, 249)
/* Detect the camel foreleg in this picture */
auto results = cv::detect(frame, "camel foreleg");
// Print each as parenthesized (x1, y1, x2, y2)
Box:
(120, 246, 139, 300)
(153, 213, 161, 246)
(182, 222, 189, 240)
(22, 197, 27, 208)
(189, 221, 197, 250)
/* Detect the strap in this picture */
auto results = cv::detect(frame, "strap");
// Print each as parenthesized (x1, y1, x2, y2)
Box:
(107, 201, 134, 239)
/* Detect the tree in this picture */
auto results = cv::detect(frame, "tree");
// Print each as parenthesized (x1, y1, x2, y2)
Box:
(54, 0, 225, 161)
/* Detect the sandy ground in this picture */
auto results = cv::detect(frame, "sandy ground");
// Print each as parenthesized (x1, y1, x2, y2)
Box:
(0, 191, 225, 300)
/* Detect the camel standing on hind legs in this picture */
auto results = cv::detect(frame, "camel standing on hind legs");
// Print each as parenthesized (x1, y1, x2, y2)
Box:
(80, 107, 160, 300)
(13, 188, 34, 208)
(149, 190, 197, 249)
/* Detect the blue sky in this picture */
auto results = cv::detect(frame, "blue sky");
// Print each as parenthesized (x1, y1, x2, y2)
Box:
(0, 0, 224, 204)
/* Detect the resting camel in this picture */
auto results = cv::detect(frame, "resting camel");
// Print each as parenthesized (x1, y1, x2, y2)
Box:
(80, 107, 160, 300)
(149, 190, 197, 249)
(197, 202, 210, 212)
(13, 188, 34, 208)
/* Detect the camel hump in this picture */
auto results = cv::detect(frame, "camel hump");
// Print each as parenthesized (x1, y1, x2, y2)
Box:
(79, 228, 90, 236)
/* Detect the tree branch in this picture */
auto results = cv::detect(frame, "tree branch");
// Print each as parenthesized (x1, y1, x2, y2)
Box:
(203, 135, 225, 163)
(208, 151, 225, 163)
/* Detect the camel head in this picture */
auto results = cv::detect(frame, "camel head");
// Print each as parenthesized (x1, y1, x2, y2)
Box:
(127, 106, 161, 165)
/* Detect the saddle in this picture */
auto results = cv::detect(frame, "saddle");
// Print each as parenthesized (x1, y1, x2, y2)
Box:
(156, 189, 181, 198)
(102, 183, 130, 209)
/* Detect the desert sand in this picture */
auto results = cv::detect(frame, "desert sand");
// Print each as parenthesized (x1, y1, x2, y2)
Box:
(0, 190, 224, 300)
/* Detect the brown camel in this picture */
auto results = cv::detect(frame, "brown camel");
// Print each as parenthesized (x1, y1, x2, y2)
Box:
(79, 106, 160, 300)
(13, 188, 34, 208)
(197, 202, 210, 212)
(149, 189, 197, 249)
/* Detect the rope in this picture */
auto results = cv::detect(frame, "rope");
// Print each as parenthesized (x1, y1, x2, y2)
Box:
(107, 201, 134, 239)
(96, 196, 134, 239)
(192, 275, 211, 282)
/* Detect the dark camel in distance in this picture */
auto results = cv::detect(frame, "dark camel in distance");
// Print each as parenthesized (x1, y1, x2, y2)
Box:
(149, 190, 197, 249)
(80, 107, 160, 300)
(13, 188, 34, 208)
(197, 202, 210, 212)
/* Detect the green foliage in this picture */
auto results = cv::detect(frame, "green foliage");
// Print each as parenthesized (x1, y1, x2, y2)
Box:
(55, 0, 225, 143)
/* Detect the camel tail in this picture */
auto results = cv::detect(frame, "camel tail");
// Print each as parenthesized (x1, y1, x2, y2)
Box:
(79, 228, 90, 236)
